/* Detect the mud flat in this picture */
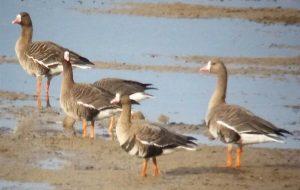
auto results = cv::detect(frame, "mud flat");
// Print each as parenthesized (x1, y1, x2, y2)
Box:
(75, 2, 300, 25)
(0, 91, 300, 190)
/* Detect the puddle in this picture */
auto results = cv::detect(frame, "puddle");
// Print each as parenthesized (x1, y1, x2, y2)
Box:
(36, 158, 66, 170)
(0, 119, 16, 134)
(0, 180, 54, 190)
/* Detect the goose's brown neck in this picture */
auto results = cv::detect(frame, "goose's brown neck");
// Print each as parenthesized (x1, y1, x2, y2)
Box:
(120, 102, 131, 128)
(16, 25, 33, 59)
(208, 69, 227, 112)
(21, 25, 32, 44)
(62, 62, 75, 90)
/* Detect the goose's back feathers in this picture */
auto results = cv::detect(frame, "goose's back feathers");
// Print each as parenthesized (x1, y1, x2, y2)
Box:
(93, 78, 155, 95)
(27, 41, 93, 70)
(60, 83, 118, 121)
(133, 121, 197, 150)
(70, 84, 116, 111)
(207, 104, 292, 144)
(116, 120, 197, 158)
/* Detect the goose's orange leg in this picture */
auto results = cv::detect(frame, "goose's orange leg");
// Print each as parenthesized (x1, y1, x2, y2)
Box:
(235, 146, 243, 168)
(82, 119, 88, 138)
(90, 120, 95, 139)
(152, 157, 160, 176)
(45, 78, 51, 107)
(36, 77, 42, 110)
(226, 144, 233, 167)
(141, 159, 148, 177)
(108, 115, 116, 140)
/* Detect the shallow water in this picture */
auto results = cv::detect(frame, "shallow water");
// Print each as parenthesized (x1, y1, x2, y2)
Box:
(0, 0, 299, 149)
(36, 157, 66, 170)
(0, 180, 54, 190)
(1, 0, 300, 62)
(0, 63, 299, 149)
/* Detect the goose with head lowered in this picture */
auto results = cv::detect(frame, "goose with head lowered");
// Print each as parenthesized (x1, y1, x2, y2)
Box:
(60, 50, 118, 139)
(111, 94, 197, 177)
(200, 59, 292, 168)
(200, 59, 292, 167)
(12, 12, 93, 109)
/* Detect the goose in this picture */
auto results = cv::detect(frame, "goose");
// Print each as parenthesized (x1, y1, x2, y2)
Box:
(93, 78, 155, 137)
(60, 78, 155, 138)
(111, 94, 197, 177)
(12, 12, 93, 109)
(60, 50, 118, 138)
(200, 59, 292, 168)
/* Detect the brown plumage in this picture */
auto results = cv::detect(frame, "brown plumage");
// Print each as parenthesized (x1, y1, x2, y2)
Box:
(93, 78, 155, 138)
(111, 95, 197, 177)
(200, 59, 292, 168)
(60, 51, 118, 138)
(12, 12, 93, 109)
(93, 78, 155, 97)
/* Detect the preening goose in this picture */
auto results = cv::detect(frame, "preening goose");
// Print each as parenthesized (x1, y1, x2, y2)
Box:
(12, 12, 93, 109)
(111, 95, 197, 177)
(60, 51, 118, 138)
(200, 59, 292, 168)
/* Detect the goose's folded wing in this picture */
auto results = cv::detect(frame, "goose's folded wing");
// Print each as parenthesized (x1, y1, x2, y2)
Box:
(71, 84, 117, 111)
(26, 41, 93, 69)
(211, 104, 288, 136)
(93, 78, 155, 94)
(135, 122, 196, 149)
(26, 41, 62, 68)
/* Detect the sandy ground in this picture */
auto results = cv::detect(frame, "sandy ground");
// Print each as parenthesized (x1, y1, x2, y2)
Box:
(75, 2, 300, 25)
(0, 90, 300, 190)
(1, 55, 300, 77)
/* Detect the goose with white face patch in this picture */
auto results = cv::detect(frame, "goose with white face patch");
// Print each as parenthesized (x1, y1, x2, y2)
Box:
(111, 94, 197, 177)
(200, 59, 292, 168)
(12, 12, 94, 109)
(92, 78, 155, 137)
(60, 51, 119, 139)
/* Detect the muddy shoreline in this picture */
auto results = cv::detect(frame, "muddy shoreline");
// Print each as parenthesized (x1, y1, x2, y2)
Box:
(75, 2, 300, 25)
(0, 90, 300, 189)
(1, 55, 300, 76)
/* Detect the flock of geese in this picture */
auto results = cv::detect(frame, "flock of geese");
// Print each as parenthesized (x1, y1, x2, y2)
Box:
(12, 12, 292, 176)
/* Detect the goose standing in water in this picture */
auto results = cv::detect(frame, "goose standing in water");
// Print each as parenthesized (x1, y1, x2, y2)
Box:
(200, 59, 292, 168)
(111, 94, 197, 177)
(12, 12, 93, 109)
(60, 51, 118, 139)
(61, 79, 155, 139)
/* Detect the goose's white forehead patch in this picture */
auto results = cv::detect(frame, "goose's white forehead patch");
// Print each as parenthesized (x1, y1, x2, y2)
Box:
(207, 60, 211, 67)
(64, 51, 70, 61)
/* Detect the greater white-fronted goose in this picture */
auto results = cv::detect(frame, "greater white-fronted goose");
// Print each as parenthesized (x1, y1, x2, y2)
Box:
(200, 59, 292, 168)
(60, 51, 118, 138)
(111, 94, 197, 177)
(12, 12, 93, 109)
(93, 78, 155, 137)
